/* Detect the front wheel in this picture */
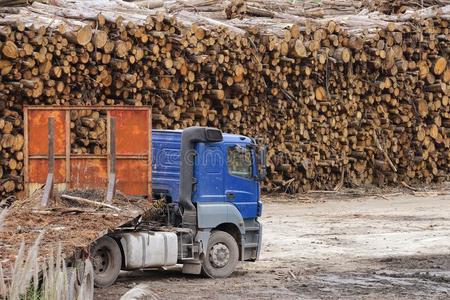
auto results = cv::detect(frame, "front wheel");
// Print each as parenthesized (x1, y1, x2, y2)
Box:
(201, 231, 239, 278)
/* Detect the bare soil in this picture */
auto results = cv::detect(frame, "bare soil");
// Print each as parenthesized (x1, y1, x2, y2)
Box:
(96, 188, 450, 299)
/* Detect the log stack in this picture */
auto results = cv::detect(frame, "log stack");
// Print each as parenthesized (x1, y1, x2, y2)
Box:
(70, 109, 107, 155)
(0, 0, 448, 197)
(363, 0, 450, 15)
(0, 108, 23, 196)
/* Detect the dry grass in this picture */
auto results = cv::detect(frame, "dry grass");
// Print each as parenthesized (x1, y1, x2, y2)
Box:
(41, 245, 69, 300)
(0, 207, 41, 299)
(0, 208, 92, 300)
(7, 232, 42, 299)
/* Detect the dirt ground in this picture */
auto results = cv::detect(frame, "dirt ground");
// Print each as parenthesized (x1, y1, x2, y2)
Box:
(96, 187, 450, 299)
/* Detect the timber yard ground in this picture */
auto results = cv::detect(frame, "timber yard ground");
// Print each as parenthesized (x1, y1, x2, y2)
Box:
(96, 184, 450, 300)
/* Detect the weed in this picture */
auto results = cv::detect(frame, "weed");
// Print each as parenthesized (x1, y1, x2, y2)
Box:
(0, 208, 92, 300)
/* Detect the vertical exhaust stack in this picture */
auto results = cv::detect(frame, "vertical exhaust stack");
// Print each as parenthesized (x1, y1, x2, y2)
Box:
(179, 127, 223, 227)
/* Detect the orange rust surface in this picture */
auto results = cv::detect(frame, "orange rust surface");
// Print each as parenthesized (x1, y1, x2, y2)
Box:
(70, 159, 108, 189)
(29, 159, 66, 183)
(28, 110, 66, 155)
(25, 106, 151, 197)
(111, 110, 149, 155)
(116, 160, 148, 195)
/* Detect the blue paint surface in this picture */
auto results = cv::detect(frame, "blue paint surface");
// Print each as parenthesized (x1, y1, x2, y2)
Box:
(152, 129, 261, 219)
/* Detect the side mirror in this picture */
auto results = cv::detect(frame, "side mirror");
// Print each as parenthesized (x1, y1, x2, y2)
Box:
(258, 146, 267, 181)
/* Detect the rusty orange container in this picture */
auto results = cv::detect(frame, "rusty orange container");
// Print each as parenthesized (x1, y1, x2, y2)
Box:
(23, 106, 152, 198)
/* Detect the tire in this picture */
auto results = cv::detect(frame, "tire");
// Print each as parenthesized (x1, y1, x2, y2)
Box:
(90, 236, 122, 288)
(201, 231, 239, 278)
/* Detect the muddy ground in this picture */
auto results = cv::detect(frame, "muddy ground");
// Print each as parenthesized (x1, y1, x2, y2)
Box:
(96, 188, 450, 299)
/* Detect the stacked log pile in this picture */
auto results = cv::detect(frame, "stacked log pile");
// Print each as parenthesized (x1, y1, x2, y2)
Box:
(225, 0, 362, 19)
(0, 108, 23, 196)
(0, 0, 448, 197)
(363, 0, 450, 15)
(70, 109, 107, 155)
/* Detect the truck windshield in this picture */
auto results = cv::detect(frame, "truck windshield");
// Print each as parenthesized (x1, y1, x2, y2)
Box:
(227, 146, 252, 179)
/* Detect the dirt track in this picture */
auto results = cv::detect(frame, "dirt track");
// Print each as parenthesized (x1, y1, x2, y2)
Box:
(96, 190, 450, 299)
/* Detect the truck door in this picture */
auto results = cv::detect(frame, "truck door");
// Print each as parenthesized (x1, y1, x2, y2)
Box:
(224, 143, 259, 219)
(192, 143, 226, 203)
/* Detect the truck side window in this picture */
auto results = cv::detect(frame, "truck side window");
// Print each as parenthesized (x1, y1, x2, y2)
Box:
(227, 146, 252, 179)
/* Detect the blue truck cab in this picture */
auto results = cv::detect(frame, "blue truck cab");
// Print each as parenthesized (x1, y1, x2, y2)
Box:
(151, 127, 266, 277)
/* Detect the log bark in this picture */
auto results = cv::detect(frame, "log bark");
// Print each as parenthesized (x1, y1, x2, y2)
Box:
(0, 0, 448, 197)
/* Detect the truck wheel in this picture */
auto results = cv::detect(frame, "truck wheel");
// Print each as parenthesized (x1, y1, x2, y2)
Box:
(201, 231, 239, 278)
(90, 236, 121, 288)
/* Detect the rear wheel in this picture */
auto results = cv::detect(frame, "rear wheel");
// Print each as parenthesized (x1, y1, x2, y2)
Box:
(201, 231, 239, 278)
(90, 236, 121, 288)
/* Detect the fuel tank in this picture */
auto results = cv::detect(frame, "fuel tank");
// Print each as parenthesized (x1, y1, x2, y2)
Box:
(120, 231, 178, 270)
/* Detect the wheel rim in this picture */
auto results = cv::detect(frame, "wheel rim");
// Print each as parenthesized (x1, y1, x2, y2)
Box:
(93, 247, 111, 274)
(209, 242, 230, 268)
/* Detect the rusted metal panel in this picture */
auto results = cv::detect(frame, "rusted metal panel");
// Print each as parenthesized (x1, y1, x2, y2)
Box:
(110, 110, 149, 155)
(28, 110, 66, 156)
(24, 106, 151, 198)
(70, 158, 108, 189)
(65, 111, 71, 184)
(116, 160, 149, 196)
(28, 159, 66, 183)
